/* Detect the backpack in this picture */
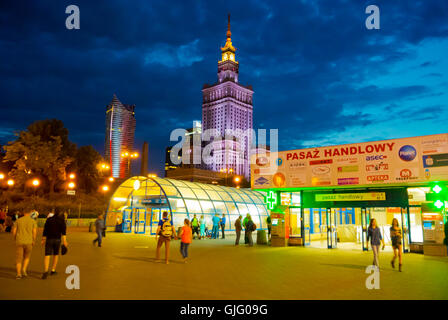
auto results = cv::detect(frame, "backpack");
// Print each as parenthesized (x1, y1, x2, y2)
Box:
(161, 220, 173, 237)
(252, 223, 257, 232)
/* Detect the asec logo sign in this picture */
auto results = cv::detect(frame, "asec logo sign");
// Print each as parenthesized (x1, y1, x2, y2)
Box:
(398, 145, 416, 162)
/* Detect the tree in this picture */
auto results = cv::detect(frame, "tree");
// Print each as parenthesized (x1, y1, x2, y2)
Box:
(71, 146, 103, 193)
(3, 130, 73, 194)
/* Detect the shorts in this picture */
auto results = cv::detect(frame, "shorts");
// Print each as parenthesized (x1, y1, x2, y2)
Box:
(45, 239, 61, 256)
(391, 236, 402, 249)
(157, 235, 170, 247)
(16, 244, 33, 263)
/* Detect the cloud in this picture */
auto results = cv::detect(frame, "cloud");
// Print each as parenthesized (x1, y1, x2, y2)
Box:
(144, 39, 203, 68)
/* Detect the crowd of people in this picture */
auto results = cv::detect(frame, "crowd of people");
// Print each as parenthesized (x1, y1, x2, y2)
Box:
(1, 205, 405, 276)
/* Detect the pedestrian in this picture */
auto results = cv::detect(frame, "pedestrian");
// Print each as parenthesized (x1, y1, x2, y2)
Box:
(199, 215, 206, 239)
(93, 213, 105, 247)
(245, 214, 255, 247)
(178, 218, 192, 263)
(41, 209, 68, 279)
(390, 218, 403, 272)
(155, 211, 177, 264)
(220, 214, 226, 239)
(12, 209, 37, 279)
(234, 215, 242, 245)
(366, 218, 385, 269)
(0, 207, 6, 232)
(266, 215, 272, 241)
(242, 213, 250, 244)
(212, 213, 220, 239)
(191, 214, 200, 240)
(5, 214, 13, 233)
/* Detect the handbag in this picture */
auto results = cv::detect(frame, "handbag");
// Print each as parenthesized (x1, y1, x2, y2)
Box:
(61, 244, 68, 255)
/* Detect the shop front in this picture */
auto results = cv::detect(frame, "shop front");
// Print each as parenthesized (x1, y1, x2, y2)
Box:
(252, 133, 448, 254)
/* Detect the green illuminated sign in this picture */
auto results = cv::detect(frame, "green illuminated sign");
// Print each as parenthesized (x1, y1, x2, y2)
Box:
(264, 191, 278, 210)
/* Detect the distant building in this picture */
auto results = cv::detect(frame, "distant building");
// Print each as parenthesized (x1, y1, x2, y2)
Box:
(202, 14, 253, 180)
(105, 94, 136, 179)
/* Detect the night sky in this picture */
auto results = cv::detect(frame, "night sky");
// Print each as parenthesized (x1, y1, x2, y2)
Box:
(1, 0, 447, 176)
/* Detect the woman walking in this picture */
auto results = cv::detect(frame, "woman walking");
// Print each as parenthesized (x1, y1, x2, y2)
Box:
(366, 218, 385, 268)
(390, 218, 403, 272)
(178, 219, 192, 263)
(199, 215, 206, 239)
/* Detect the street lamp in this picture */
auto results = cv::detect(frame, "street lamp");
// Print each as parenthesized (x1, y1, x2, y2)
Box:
(32, 179, 40, 187)
(101, 185, 109, 192)
(108, 177, 114, 182)
(0, 173, 5, 180)
(121, 150, 139, 177)
(68, 182, 76, 189)
(7, 179, 14, 187)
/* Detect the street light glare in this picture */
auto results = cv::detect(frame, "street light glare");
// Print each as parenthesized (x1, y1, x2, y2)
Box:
(68, 182, 75, 189)
(32, 179, 40, 187)
(102, 185, 109, 192)
(69, 173, 75, 179)
(7, 179, 14, 186)
(109, 177, 114, 182)
(0, 173, 4, 180)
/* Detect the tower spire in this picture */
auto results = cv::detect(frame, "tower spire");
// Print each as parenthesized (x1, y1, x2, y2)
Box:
(227, 13, 231, 40)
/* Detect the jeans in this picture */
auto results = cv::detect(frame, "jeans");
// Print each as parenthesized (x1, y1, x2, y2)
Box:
(247, 231, 253, 246)
(192, 226, 200, 239)
(371, 245, 380, 267)
(180, 242, 190, 258)
(220, 224, 225, 239)
(212, 225, 219, 239)
(93, 231, 102, 246)
(200, 225, 205, 238)
(235, 230, 241, 245)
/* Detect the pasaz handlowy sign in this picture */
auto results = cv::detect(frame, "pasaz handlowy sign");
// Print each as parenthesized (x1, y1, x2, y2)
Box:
(315, 192, 386, 202)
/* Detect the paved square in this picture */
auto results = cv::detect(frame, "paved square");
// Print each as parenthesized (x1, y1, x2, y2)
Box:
(0, 230, 447, 300)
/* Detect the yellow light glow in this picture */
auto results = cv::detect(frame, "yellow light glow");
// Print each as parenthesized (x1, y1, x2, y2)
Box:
(108, 177, 114, 182)
(7, 179, 14, 186)
(69, 173, 75, 179)
(32, 179, 40, 187)
(68, 182, 75, 189)
(102, 185, 109, 192)
(148, 173, 157, 178)
(234, 176, 241, 183)
(0, 173, 4, 180)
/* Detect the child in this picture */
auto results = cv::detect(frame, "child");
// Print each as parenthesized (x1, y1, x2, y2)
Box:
(178, 219, 192, 263)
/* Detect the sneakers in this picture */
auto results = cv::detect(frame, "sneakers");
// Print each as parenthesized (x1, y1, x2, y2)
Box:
(16, 274, 22, 280)
(42, 272, 48, 280)
(22, 271, 28, 277)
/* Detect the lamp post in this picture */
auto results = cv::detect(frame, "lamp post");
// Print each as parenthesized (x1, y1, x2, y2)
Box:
(220, 167, 234, 186)
(121, 151, 139, 178)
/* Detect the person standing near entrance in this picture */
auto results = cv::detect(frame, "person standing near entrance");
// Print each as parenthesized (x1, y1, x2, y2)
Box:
(266, 215, 272, 241)
(212, 214, 220, 239)
(242, 214, 250, 244)
(220, 214, 226, 239)
(199, 215, 206, 239)
(366, 218, 385, 268)
(191, 214, 200, 240)
(12, 209, 37, 279)
(245, 214, 255, 247)
(41, 210, 68, 279)
(390, 218, 403, 272)
(234, 215, 242, 245)
(93, 213, 105, 247)
(155, 211, 177, 264)
(178, 219, 192, 263)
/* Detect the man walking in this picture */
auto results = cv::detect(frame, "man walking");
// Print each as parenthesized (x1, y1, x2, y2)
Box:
(220, 214, 226, 239)
(245, 214, 255, 247)
(212, 214, 220, 239)
(266, 214, 272, 242)
(41, 210, 68, 279)
(242, 213, 250, 244)
(155, 211, 177, 264)
(93, 213, 105, 247)
(12, 209, 37, 279)
(234, 215, 242, 245)
(191, 214, 200, 240)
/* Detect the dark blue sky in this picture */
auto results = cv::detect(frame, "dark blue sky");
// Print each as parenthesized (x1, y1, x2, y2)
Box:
(1, 0, 447, 176)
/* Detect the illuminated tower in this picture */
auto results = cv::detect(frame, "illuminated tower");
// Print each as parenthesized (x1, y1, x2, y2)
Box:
(105, 94, 136, 179)
(202, 14, 254, 179)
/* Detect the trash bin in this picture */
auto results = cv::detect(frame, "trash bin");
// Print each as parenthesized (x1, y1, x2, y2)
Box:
(89, 222, 95, 233)
(257, 229, 267, 245)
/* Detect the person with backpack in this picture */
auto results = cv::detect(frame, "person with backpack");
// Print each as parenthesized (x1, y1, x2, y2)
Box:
(191, 214, 200, 240)
(245, 214, 256, 247)
(178, 219, 192, 263)
(155, 211, 177, 264)
(220, 214, 226, 239)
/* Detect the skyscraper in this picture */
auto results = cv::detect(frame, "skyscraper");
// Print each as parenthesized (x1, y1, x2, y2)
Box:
(202, 14, 254, 179)
(105, 94, 136, 179)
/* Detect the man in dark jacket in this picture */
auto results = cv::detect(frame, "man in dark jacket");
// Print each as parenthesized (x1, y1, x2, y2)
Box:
(234, 215, 242, 245)
(41, 210, 68, 279)
(93, 213, 105, 247)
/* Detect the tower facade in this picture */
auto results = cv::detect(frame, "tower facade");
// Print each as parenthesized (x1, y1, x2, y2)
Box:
(202, 15, 253, 179)
(105, 94, 136, 179)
